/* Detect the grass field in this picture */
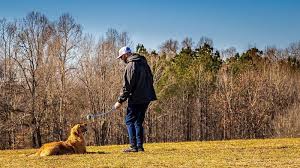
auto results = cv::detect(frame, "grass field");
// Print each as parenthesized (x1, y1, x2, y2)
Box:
(0, 138, 299, 168)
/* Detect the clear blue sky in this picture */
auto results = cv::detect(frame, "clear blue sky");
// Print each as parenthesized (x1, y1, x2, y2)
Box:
(1, 0, 300, 52)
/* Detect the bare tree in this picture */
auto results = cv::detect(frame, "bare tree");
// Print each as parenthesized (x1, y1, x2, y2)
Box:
(0, 18, 20, 149)
(221, 47, 237, 60)
(14, 12, 53, 147)
(159, 39, 179, 57)
(55, 13, 82, 140)
(286, 42, 300, 59)
(181, 37, 193, 49)
(197, 36, 213, 48)
(118, 31, 132, 48)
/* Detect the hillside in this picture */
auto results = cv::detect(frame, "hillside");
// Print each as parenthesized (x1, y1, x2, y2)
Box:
(0, 138, 299, 168)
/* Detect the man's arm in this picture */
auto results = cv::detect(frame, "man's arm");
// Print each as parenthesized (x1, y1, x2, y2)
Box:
(117, 62, 136, 104)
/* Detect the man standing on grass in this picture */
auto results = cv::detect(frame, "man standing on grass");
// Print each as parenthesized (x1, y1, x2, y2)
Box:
(114, 46, 157, 152)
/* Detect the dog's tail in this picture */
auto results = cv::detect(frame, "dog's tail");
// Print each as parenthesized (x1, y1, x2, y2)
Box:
(20, 150, 39, 157)
(28, 149, 41, 157)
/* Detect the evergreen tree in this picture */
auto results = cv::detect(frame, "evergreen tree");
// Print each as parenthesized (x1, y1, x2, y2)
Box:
(136, 43, 148, 55)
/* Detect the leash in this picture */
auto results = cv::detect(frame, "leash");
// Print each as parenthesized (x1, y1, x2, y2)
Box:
(86, 107, 116, 120)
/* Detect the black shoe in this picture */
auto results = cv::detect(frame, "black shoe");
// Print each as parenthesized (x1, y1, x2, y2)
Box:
(123, 146, 138, 153)
(137, 146, 144, 152)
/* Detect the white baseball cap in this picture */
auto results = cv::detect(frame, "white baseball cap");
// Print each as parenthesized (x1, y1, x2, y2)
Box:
(117, 46, 131, 59)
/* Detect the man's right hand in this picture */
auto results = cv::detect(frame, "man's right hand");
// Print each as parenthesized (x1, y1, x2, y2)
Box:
(114, 102, 122, 109)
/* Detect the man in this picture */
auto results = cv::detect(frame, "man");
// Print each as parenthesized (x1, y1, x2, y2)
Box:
(114, 46, 157, 152)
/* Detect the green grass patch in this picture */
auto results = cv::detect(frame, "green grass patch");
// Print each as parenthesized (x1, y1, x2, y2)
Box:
(0, 138, 299, 167)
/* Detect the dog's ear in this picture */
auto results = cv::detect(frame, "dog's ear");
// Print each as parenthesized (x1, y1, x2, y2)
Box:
(75, 129, 80, 136)
(72, 125, 80, 136)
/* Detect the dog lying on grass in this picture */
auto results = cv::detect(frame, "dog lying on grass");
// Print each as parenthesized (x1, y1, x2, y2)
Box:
(34, 123, 87, 156)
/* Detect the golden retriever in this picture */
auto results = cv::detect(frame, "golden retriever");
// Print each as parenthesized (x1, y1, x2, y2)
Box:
(34, 123, 87, 156)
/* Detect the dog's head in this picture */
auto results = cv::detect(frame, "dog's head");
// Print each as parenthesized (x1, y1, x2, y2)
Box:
(71, 123, 88, 137)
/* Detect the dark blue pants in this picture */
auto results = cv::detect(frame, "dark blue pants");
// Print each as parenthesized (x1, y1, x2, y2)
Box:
(125, 102, 149, 147)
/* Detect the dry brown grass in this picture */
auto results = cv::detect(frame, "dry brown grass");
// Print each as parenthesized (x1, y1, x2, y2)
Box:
(0, 138, 299, 167)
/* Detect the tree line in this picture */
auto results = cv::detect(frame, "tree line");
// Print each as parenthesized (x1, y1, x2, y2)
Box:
(0, 12, 299, 149)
